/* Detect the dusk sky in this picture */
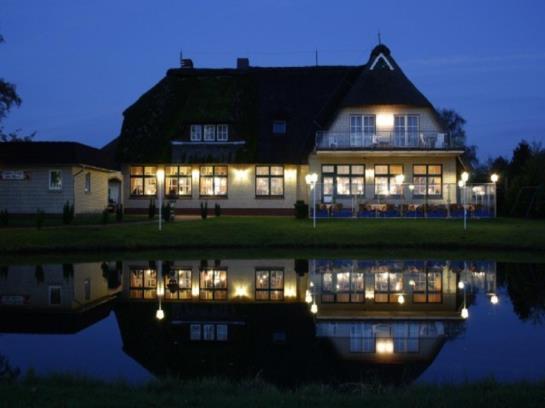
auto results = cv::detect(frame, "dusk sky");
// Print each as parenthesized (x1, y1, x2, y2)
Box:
(2, 0, 545, 160)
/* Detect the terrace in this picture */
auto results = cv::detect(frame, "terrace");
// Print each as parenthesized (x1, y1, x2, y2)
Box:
(315, 130, 462, 151)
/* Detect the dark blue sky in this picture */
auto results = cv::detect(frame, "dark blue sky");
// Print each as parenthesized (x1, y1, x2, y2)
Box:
(2, 0, 545, 160)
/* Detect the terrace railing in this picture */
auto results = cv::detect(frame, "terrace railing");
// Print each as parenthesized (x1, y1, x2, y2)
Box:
(306, 183, 496, 219)
(315, 130, 461, 150)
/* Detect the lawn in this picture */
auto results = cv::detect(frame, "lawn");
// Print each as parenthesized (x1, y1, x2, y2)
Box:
(1, 376, 544, 408)
(0, 216, 544, 254)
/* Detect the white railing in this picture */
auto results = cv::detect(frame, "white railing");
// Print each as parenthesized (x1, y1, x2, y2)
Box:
(315, 130, 460, 150)
(306, 183, 496, 218)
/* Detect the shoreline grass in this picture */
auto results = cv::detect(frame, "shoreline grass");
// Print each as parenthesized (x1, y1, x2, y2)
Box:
(0, 216, 544, 254)
(1, 375, 544, 407)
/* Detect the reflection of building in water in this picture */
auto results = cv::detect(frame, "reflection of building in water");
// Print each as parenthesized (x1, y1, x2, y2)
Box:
(114, 258, 496, 385)
(0, 262, 121, 333)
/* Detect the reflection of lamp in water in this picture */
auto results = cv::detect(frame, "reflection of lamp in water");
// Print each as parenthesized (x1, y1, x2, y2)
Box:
(156, 260, 165, 320)
(397, 294, 405, 305)
(305, 290, 312, 304)
(490, 294, 499, 305)
(156, 307, 165, 320)
(310, 302, 318, 314)
(458, 281, 465, 290)
(461, 307, 469, 319)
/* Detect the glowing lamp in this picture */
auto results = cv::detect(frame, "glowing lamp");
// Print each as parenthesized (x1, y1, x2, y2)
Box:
(395, 174, 405, 185)
(235, 286, 247, 297)
(376, 113, 394, 128)
(408, 184, 415, 191)
(461, 307, 469, 319)
(305, 173, 318, 186)
(409, 279, 416, 287)
(156, 169, 165, 184)
(458, 180, 465, 188)
(491, 174, 499, 183)
(458, 281, 465, 290)
(461, 172, 469, 182)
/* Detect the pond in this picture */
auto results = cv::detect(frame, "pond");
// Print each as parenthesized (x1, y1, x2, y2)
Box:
(1, 253, 544, 386)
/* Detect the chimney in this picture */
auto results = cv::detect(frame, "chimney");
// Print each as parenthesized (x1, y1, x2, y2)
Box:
(181, 58, 194, 69)
(237, 58, 250, 69)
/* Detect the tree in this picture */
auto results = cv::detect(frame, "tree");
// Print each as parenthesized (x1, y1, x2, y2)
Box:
(0, 34, 34, 142)
(437, 108, 478, 169)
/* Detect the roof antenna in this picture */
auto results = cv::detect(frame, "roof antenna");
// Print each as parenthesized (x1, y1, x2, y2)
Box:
(179, 49, 183, 65)
(378, 30, 382, 45)
(315, 48, 319, 66)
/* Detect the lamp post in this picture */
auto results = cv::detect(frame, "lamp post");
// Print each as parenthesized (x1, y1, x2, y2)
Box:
(156, 169, 165, 231)
(459, 172, 469, 231)
(305, 173, 318, 229)
(491, 173, 499, 218)
(156, 260, 165, 320)
(395, 174, 405, 217)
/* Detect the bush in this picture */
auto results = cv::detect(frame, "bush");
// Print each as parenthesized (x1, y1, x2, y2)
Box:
(294, 200, 308, 219)
(35, 209, 45, 229)
(200, 202, 208, 220)
(102, 208, 109, 224)
(115, 204, 123, 222)
(0, 209, 8, 227)
(148, 199, 156, 220)
(62, 201, 74, 225)
(214, 203, 221, 217)
(162, 203, 172, 223)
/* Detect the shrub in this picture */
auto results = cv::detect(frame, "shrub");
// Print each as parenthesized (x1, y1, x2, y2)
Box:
(294, 200, 308, 219)
(35, 209, 45, 229)
(102, 208, 109, 224)
(148, 199, 156, 220)
(200, 202, 208, 220)
(214, 203, 221, 217)
(162, 203, 172, 223)
(0, 209, 8, 226)
(62, 201, 74, 225)
(115, 204, 123, 222)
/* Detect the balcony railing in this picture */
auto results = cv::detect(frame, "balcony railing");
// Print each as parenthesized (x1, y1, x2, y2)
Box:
(315, 130, 461, 150)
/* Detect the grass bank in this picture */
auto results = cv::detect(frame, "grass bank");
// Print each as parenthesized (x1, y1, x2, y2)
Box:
(0, 217, 544, 254)
(1, 376, 544, 408)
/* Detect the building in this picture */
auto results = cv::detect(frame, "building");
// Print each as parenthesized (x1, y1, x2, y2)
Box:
(0, 141, 121, 214)
(111, 43, 487, 217)
(0, 44, 495, 218)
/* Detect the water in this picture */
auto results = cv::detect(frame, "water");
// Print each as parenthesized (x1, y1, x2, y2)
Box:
(1, 256, 544, 386)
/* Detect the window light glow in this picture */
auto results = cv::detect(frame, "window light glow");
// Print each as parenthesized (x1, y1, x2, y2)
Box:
(156, 169, 165, 184)
(376, 113, 394, 128)
(235, 286, 247, 297)
(285, 286, 296, 298)
(376, 338, 394, 354)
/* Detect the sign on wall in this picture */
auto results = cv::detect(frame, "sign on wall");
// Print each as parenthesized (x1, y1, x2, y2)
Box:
(0, 170, 30, 180)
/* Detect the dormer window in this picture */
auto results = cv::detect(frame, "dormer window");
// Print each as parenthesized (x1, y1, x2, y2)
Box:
(272, 120, 287, 135)
(204, 125, 216, 141)
(191, 125, 202, 141)
(217, 124, 229, 141)
(191, 124, 229, 142)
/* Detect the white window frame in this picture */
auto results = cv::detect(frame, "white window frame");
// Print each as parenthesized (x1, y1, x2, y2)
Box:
(350, 114, 375, 147)
(216, 124, 229, 141)
(84, 172, 91, 193)
(394, 114, 419, 146)
(190, 125, 202, 141)
(49, 169, 62, 191)
(204, 125, 216, 142)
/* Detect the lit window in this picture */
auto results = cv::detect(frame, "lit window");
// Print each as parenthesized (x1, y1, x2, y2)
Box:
(321, 164, 365, 200)
(84, 172, 91, 193)
(255, 165, 284, 197)
(130, 166, 157, 196)
(199, 166, 227, 197)
(129, 267, 157, 299)
(49, 169, 62, 191)
(204, 125, 216, 141)
(413, 164, 442, 197)
(164, 268, 192, 300)
(272, 120, 287, 134)
(216, 124, 229, 141)
(199, 268, 228, 300)
(165, 166, 192, 197)
(374, 164, 403, 196)
(191, 125, 202, 141)
(255, 269, 284, 301)
(321, 271, 364, 303)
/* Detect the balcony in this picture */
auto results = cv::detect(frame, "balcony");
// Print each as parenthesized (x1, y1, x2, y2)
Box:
(315, 130, 461, 151)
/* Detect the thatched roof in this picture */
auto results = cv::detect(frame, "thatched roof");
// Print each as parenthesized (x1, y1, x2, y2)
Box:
(114, 44, 444, 164)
